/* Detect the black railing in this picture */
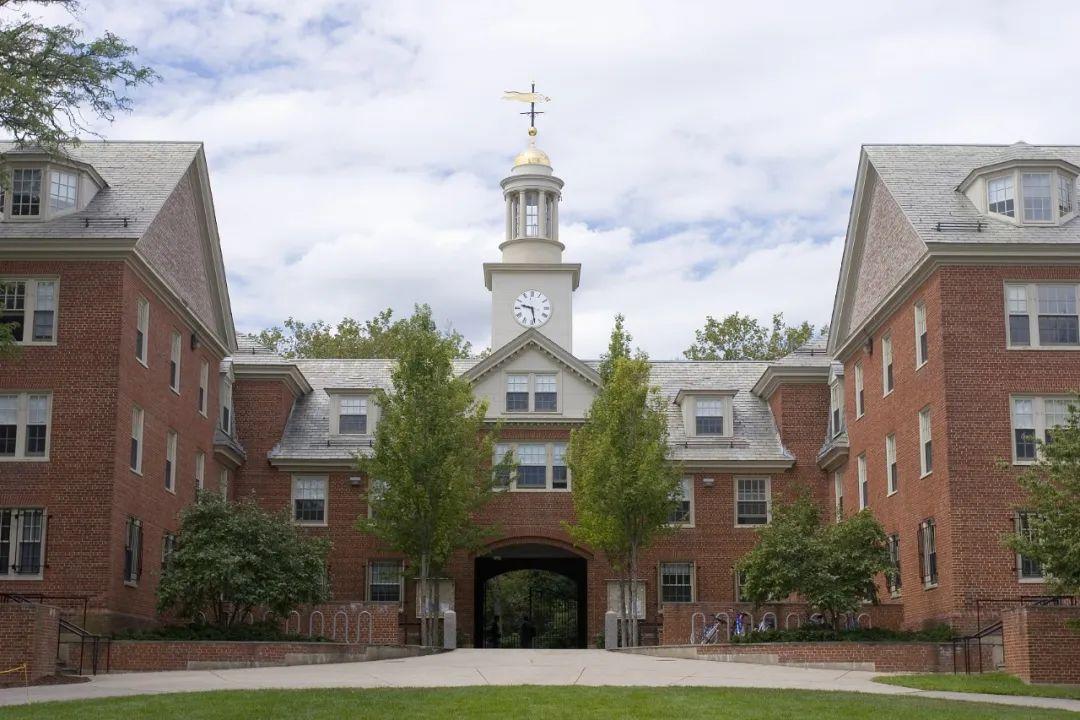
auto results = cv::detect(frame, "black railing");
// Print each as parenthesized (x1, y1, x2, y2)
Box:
(0, 592, 110, 675)
(952, 595, 1077, 674)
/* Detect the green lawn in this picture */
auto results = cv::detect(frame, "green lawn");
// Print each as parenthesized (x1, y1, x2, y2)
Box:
(0, 687, 1075, 720)
(875, 672, 1080, 700)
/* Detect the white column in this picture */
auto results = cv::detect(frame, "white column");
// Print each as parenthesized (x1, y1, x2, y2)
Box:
(517, 190, 527, 239)
(505, 197, 513, 240)
(552, 196, 559, 241)
(538, 193, 547, 239)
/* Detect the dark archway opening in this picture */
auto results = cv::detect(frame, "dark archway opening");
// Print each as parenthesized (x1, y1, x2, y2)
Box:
(474, 544, 588, 649)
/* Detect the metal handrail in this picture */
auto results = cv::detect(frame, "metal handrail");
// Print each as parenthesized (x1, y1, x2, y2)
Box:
(952, 594, 1078, 674)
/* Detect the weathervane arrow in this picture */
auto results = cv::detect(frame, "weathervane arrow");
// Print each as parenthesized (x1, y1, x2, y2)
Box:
(503, 82, 550, 128)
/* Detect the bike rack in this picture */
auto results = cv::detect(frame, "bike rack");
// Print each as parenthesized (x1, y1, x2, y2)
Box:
(785, 612, 802, 629)
(332, 610, 349, 642)
(689, 612, 706, 644)
(285, 610, 301, 635)
(309, 611, 325, 639)
(715, 612, 730, 641)
(355, 610, 374, 645)
(857, 613, 871, 629)
(760, 612, 777, 631)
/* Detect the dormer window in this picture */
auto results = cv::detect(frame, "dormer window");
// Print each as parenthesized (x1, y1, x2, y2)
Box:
(11, 169, 42, 216)
(1021, 172, 1052, 222)
(0, 159, 101, 220)
(677, 391, 735, 438)
(1060, 174, 1074, 216)
(695, 399, 724, 435)
(49, 170, 77, 211)
(330, 393, 373, 435)
(987, 175, 1014, 217)
(976, 165, 1077, 226)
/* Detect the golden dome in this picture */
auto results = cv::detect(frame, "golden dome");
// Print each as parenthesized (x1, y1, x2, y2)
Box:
(513, 131, 551, 167)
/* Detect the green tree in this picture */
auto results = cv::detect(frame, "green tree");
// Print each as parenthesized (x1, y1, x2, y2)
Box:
(684, 312, 816, 361)
(0, 322, 16, 361)
(738, 493, 890, 629)
(566, 315, 680, 647)
(1005, 397, 1080, 596)
(257, 305, 473, 359)
(356, 306, 502, 646)
(0, 0, 157, 154)
(157, 493, 331, 629)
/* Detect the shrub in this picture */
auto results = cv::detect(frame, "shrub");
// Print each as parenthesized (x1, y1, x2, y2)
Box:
(731, 624, 956, 644)
(113, 621, 328, 642)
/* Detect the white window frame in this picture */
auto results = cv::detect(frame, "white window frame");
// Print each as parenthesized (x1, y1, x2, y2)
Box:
(195, 450, 205, 491)
(8, 167, 43, 218)
(135, 296, 149, 366)
(48, 169, 78, 212)
(667, 476, 694, 527)
(983, 168, 1077, 226)
(130, 405, 144, 474)
(606, 579, 646, 619)
(0, 507, 47, 580)
(829, 379, 845, 437)
(0, 392, 52, 461)
(0, 278, 59, 346)
(854, 363, 864, 418)
(219, 374, 233, 435)
(169, 331, 182, 393)
(1004, 282, 1080, 350)
(291, 475, 328, 526)
(918, 407, 932, 477)
(918, 518, 938, 589)
(219, 468, 229, 498)
(367, 559, 404, 604)
(1015, 511, 1045, 583)
(164, 430, 177, 493)
(986, 172, 1016, 218)
(734, 476, 771, 527)
(685, 394, 734, 438)
(658, 561, 695, 605)
(198, 361, 209, 416)
(331, 394, 371, 435)
(1021, 171, 1054, 224)
(886, 434, 898, 496)
(833, 470, 844, 519)
(914, 302, 928, 368)
(881, 334, 893, 396)
(123, 516, 142, 585)
(495, 441, 572, 492)
(857, 453, 868, 510)
(1010, 395, 1073, 465)
(502, 372, 561, 414)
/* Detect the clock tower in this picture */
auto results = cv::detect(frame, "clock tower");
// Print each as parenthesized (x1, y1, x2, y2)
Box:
(484, 128, 580, 351)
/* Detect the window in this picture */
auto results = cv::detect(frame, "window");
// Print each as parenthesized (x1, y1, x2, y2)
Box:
(292, 476, 327, 525)
(1005, 283, 1080, 348)
(552, 443, 568, 490)
(0, 279, 56, 343)
(169, 331, 182, 392)
(695, 398, 724, 435)
(607, 580, 646, 619)
(854, 363, 864, 418)
(735, 477, 770, 526)
(492, 443, 513, 488)
(0, 508, 45, 577)
(338, 396, 368, 434)
(881, 335, 894, 395)
(1015, 512, 1043, 581)
(1012, 395, 1072, 463)
(914, 302, 928, 367)
(919, 408, 933, 476)
(195, 451, 205, 490)
(367, 477, 387, 519)
(135, 297, 149, 364)
(219, 375, 233, 435)
(510, 194, 520, 237)
(544, 193, 554, 237)
(668, 476, 693, 525)
(368, 559, 402, 602)
(198, 361, 209, 416)
(506, 374, 529, 411)
(886, 434, 898, 495)
(0, 393, 52, 460)
(11, 168, 42, 216)
(659, 562, 693, 603)
(1022, 172, 1053, 222)
(123, 517, 142, 584)
(834, 470, 844, 519)
(524, 190, 539, 237)
(161, 532, 177, 568)
(987, 175, 1015, 217)
(857, 454, 868, 510)
(1044, 398, 1069, 443)
(886, 534, 902, 596)
(534, 374, 557, 411)
(829, 380, 845, 437)
(164, 430, 177, 492)
(219, 468, 229, 498)
(130, 406, 144, 473)
(1060, 174, 1075, 217)
(48, 170, 77, 211)
(917, 518, 938, 588)
(515, 444, 547, 488)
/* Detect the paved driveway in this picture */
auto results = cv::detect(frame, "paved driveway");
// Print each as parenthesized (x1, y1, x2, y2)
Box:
(0, 649, 1077, 712)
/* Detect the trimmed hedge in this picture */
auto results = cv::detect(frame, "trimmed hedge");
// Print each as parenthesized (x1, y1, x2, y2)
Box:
(731, 625, 956, 644)
(112, 620, 329, 643)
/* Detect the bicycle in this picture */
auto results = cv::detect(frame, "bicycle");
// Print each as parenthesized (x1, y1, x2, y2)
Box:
(694, 613, 727, 644)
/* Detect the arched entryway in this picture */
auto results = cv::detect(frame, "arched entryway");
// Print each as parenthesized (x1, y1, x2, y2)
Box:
(474, 542, 588, 648)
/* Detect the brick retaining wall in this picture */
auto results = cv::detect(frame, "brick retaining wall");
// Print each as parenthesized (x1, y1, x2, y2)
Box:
(0, 603, 59, 686)
(1002, 605, 1080, 684)
(106, 640, 426, 672)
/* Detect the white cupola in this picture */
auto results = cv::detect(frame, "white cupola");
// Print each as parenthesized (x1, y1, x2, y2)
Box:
(499, 127, 565, 263)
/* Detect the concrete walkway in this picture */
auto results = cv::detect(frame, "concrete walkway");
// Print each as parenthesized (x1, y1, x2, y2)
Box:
(0, 649, 1077, 712)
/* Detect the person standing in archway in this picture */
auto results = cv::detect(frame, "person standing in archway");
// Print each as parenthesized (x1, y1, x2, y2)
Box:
(520, 614, 536, 648)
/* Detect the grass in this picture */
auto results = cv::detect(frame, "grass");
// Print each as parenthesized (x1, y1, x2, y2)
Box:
(0, 686, 1076, 720)
(875, 672, 1080, 700)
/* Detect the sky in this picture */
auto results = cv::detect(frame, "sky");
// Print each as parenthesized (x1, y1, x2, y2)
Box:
(39, 0, 1080, 358)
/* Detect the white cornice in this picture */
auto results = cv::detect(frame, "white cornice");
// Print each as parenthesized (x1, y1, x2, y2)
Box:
(483, 262, 581, 290)
(677, 459, 795, 472)
(463, 328, 601, 387)
(231, 362, 313, 397)
(673, 388, 737, 405)
(751, 365, 830, 399)
(957, 158, 1080, 193)
(269, 458, 358, 472)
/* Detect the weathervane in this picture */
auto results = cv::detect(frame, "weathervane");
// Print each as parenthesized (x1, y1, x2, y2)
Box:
(503, 82, 551, 135)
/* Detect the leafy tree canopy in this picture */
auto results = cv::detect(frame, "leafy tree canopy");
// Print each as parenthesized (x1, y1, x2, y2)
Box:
(157, 493, 331, 628)
(257, 305, 473, 360)
(684, 311, 817, 361)
(1006, 397, 1080, 596)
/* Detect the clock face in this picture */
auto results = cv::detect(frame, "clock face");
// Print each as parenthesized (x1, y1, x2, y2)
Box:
(513, 290, 551, 328)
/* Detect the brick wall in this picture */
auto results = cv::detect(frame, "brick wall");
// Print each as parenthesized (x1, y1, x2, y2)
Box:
(694, 639, 987, 673)
(1002, 605, 1080, 684)
(0, 603, 59, 686)
(107, 640, 367, 672)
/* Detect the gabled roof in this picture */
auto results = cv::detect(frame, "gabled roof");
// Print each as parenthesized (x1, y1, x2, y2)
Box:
(461, 328, 602, 387)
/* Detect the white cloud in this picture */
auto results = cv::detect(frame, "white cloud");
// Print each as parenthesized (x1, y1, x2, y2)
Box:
(50, 0, 1080, 356)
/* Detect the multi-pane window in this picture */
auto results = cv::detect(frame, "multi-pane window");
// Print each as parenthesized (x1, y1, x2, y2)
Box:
(886, 434, 898, 495)
(0, 508, 45, 577)
(1006, 283, 1080, 347)
(1012, 395, 1072, 463)
(510, 194, 520, 237)
(524, 190, 539, 237)
(492, 443, 513, 488)
(368, 559, 402, 602)
(695, 398, 724, 435)
(292, 476, 327, 524)
(834, 470, 844, 519)
(135, 297, 149, 364)
(854, 363, 864, 418)
(11, 168, 42, 216)
(130, 406, 144, 473)
(220, 375, 233, 434)
(881, 335, 894, 395)
(668, 476, 692, 525)
(515, 444, 547, 488)
(886, 534, 902, 595)
(169, 331, 182, 392)
(919, 408, 933, 476)
(219, 469, 229, 498)
(506, 374, 529, 411)
(0, 393, 51, 460)
(1015, 512, 1043, 580)
(857, 454, 868, 510)
(987, 175, 1015, 217)
(735, 477, 770, 526)
(829, 380, 845, 437)
(48, 170, 77, 211)
(659, 562, 693, 603)
(917, 518, 938, 588)
(1022, 172, 1053, 222)
(533, 374, 557, 411)
(367, 477, 387, 519)
(164, 431, 177, 492)
(338, 396, 368, 434)
(552, 443, 568, 490)
(161, 532, 177, 568)
(0, 279, 56, 343)
(195, 450, 205, 491)
(1061, 174, 1075, 217)
(123, 517, 142, 584)
(914, 302, 928, 367)
(198, 361, 209, 416)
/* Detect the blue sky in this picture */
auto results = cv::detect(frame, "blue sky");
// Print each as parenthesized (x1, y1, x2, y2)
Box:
(46, 0, 1080, 357)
